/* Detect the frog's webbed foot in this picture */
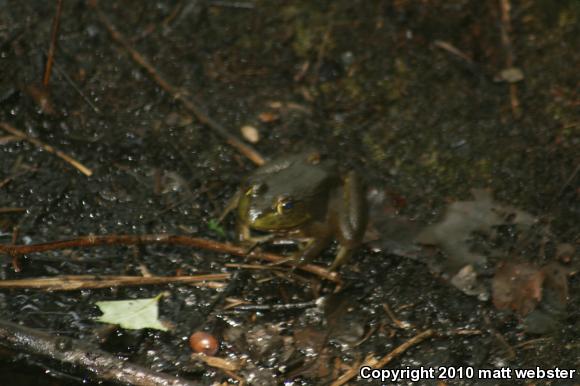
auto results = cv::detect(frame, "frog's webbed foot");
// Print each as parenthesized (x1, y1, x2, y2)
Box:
(218, 190, 242, 223)
(239, 234, 277, 255)
(237, 221, 277, 254)
(328, 246, 354, 271)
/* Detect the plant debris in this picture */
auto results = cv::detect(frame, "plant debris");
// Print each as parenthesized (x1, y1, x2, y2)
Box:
(95, 294, 169, 331)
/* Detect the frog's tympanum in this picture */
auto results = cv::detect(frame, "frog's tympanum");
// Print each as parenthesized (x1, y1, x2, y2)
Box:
(232, 151, 367, 270)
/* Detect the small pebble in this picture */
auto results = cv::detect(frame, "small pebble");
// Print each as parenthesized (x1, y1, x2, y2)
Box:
(257, 111, 278, 123)
(241, 125, 260, 143)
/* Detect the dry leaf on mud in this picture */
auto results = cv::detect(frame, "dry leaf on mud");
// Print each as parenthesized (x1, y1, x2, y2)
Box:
(492, 261, 545, 316)
(417, 189, 536, 272)
(492, 261, 569, 317)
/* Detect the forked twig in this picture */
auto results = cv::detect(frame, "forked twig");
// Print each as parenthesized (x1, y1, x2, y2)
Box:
(331, 329, 435, 386)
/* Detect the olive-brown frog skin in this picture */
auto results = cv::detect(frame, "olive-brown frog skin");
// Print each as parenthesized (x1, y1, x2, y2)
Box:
(235, 151, 367, 270)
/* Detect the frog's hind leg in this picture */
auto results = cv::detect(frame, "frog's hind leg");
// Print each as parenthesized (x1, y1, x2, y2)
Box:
(337, 171, 368, 244)
(329, 171, 368, 270)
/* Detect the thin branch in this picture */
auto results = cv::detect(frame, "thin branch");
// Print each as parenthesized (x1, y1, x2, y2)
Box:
(50, 54, 101, 113)
(0, 122, 93, 176)
(0, 319, 202, 386)
(434, 40, 473, 64)
(0, 274, 229, 291)
(88, 0, 265, 166)
(0, 207, 26, 214)
(498, 0, 521, 118)
(382, 302, 412, 329)
(0, 234, 339, 282)
(228, 299, 317, 312)
(374, 329, 435, 367)
(555, 164, 580, 202)
(0, 167, 36, 189)
(43, 0, 64, 86)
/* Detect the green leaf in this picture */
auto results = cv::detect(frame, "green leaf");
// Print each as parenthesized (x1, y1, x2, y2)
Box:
(95, 294, 169, 331)
(207, 218, 226, 238)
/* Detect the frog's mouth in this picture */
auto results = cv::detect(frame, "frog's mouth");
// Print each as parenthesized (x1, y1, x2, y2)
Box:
(250, 211, 310, 231)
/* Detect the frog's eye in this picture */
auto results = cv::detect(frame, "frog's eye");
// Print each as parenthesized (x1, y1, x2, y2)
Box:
(276, 198, 294, 214)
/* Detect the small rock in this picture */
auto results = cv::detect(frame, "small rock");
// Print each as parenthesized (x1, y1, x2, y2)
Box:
(241, 125, 260, 143)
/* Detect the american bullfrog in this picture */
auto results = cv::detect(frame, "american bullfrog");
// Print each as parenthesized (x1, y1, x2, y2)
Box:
(231, 151, 367, 270)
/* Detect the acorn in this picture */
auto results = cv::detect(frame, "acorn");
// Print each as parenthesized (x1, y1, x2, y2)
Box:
(189, 331, 219, 356)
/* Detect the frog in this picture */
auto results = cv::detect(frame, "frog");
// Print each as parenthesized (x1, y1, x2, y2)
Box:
(230, 150, 367, 271)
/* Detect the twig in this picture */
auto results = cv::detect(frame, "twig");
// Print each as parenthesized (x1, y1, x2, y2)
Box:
(50, 54, 101, 113)
(191, 353, 240, 372)
(89, 1, 265, 166)
(0, 208, 26, 214)
(554, 164, 580, 204)
(498, 0, 521, 118)
(208, 0, 255, 9)
(544, 162, 579, 211)
(228, 300, 317, 312)
(331, 329, 435, 386)
(375, 329, 435, 367)
(0, 319, 202, 386)
(443, 328, 483, 336)
(0, 174, 22, 189)
(484, 313, 515, 360)
(0, 122, 93, 176)
(43, 0, 64, 86)
(313, 25, 333, 83)
(513, 337, 551, 349)
(0, 234, 339, 282)
(434, 40, 473, 64)
(0, 274, 229, 291)
(225, 263, 281, 270)
(382, 303, 412, 329)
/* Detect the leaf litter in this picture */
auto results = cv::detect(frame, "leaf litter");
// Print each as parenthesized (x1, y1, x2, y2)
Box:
(370, 188, 574, 333)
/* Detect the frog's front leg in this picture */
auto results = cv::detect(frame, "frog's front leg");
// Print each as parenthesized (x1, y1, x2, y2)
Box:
(218, 189, 242, 223)
(236, 221, 276, 252)
(294, 237, 332, 266)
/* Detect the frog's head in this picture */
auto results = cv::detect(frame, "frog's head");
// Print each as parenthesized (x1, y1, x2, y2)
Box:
(237, 181, 313, 231)
(237, 151, 339, 232)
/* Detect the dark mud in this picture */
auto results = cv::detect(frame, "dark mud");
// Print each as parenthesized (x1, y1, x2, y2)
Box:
(0, 1, 578, 385)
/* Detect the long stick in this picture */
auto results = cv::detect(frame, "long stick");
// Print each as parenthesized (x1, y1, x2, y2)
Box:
(0, 319, 201, 386)
(0, 234, 339, 282)
(89, 1, 265, 166)
(0, 274, 229, 291)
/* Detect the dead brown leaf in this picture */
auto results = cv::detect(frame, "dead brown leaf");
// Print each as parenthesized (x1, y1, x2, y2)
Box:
(492, 261, 545, 316)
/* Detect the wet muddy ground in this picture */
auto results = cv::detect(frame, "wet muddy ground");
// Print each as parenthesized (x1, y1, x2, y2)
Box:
(0, 1, 578, 385)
